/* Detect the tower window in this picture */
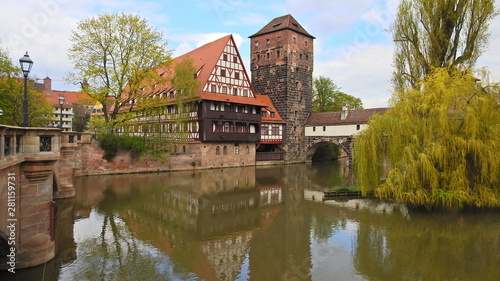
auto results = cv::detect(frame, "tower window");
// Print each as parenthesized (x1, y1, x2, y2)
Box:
(293, 37, 296, 43)
(277, 36, 281, 42)
(305, 40, 308, 46)
(266, 39, 270, 45)
(255, 41, 259, 47)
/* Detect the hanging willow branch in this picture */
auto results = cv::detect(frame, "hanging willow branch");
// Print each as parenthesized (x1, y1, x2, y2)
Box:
(355, 68, 500, 210)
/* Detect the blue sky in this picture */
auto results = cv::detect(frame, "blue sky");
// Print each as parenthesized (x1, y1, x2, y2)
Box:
(1, 0, 500, 108)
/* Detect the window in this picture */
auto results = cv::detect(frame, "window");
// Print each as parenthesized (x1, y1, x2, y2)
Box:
(4, 136, 11, 156)
(245, 146, 249, 154)
(223, 146, 227, 155)
(234, 72, 240, 79)
(222, 87, 227, 94)
(233, 56, 238, 63)
(223, 54, 228, 61)
(305, 40, 308, 46)
(266, 39, 270, 45)
(313, 126, 316, 132)
(262, 126, 268, 135)
(293, 37, 296, 43)
(40, 136, 52, 152)
(216, 146, 220, 155)
(243, 90, 248, 97)
(211, 84, 217, 93)
(233, 88, 238, 95)
(234, 144, 239, 154)
(356, 124, 361, 130)
(255, 41, 259, 47)
(261, 111, 267, 117)
(270, 112, 275, 118)
(323, 126, 326, 131)
(277, 36, 281, 42)
(220, 69, 226, 77)
(271, 126, 279, 135)
(182, 146, 186, 153)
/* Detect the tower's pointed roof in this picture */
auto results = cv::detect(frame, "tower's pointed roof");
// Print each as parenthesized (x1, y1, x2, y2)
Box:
(249, 14, 315, 39)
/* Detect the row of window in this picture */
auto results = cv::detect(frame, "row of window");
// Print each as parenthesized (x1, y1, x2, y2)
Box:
(254, 36, 308, 48)
(210, 102, 257, 114)
(312, 124, 361, 131)
(209, 84, 250, 97)
(215, 144, 250, 155)
(212, 121, 257, 133)
(255, 50, 309, 61)
(261, 125, 281, 135)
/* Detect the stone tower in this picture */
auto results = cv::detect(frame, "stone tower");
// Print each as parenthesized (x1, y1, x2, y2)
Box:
(249, 14, 314, 162)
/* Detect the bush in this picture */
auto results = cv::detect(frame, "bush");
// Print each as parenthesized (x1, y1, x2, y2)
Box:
(98, 133, 146, 160)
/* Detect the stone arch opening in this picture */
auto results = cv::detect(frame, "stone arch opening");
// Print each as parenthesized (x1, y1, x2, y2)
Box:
(305, 141, 341, 162)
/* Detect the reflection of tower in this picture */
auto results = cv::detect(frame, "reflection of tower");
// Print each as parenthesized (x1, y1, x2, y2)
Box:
(250, 14, 315, 162)
(249, 165, 312, 280)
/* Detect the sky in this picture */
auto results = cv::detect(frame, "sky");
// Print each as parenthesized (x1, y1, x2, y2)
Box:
(1, 0, 500, 108)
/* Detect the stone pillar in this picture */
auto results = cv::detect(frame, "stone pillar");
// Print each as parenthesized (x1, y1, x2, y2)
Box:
(16, 160, 56, 269)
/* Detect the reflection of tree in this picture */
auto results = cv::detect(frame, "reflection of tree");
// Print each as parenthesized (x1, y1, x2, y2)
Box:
(354, 211, 500, 281)
(307, 160, 355, 189)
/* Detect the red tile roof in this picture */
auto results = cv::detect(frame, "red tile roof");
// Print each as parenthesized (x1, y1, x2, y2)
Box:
(256, 95, 285, 124)
(249, 14, 315, 39)
(306, 108, 388, 126)
(42, 90, 93, 107)
(138, 35, 268, 108)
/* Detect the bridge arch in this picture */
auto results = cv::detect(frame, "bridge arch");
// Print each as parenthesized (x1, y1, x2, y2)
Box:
(305, 136, 353, 161)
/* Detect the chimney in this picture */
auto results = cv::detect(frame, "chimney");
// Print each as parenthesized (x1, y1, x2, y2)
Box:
(341, 103, 349, 120)
(43, 77, 52, 91)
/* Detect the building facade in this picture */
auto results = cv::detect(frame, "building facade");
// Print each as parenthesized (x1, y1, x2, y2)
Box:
(118, 35, 285, 167)
(249, 14, 315, 162)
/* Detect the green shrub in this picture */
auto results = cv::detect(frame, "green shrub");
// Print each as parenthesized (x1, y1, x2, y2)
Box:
(98, 133, 146, 160)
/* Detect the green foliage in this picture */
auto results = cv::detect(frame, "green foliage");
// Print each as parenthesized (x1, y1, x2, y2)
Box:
(98, 133, 146, 160)
(392, 0, 498, 90)
(312, 76, 363, 112)
(67, 12, 171, 124)
(312, 142, 341, 162)
(0, 45, 53, 126)
(355, 68, 500, 209)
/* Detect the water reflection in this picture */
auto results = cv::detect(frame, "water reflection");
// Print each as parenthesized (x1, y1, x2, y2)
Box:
(2, 162, 499, 281)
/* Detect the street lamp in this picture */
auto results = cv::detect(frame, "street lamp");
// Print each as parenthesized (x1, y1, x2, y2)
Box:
(19, 52, 33, 127)
(0, 108, 3, 124)
(58, 94, 65, 130)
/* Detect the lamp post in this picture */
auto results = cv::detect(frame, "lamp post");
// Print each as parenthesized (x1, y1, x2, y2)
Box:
(0, 108, 3, 124)
(59, 95, 65, 130)
(19, 52, 33, 127)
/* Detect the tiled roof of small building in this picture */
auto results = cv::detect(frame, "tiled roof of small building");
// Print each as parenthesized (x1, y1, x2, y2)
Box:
(249, 14, 315, 39)
(42, 90, 92, 107)
(256, 95, 285, 124)
(306, 108, 388, 126)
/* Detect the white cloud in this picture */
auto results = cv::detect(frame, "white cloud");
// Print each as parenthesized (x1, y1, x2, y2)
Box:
(315, 43, 394, 109)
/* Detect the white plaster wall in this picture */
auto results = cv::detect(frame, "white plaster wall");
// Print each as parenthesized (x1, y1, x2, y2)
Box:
(305, 124, 369, 137)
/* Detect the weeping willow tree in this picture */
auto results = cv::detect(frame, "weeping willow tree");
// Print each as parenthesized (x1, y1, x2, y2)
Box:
(355, 68, 500, 209)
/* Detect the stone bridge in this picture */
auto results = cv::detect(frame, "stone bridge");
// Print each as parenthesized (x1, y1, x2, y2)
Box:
(0, 125, 90, 271)
(304, 135, 354, 161)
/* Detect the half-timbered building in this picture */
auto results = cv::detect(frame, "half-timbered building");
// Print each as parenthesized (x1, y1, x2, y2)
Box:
(118, 35, 285, 167)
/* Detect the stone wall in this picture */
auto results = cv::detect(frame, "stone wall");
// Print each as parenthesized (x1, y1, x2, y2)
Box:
(250, 28, 313, 163)
(76, 140, 256, 176)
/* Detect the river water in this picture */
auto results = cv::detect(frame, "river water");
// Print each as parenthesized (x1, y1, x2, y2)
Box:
(3, 161, 500, 281)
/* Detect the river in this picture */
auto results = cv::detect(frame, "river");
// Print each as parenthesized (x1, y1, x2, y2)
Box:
(3, 160, 500, 280)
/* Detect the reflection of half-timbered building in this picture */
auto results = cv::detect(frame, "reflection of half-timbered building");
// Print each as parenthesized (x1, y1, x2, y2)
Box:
(118, 35, 285, 167)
